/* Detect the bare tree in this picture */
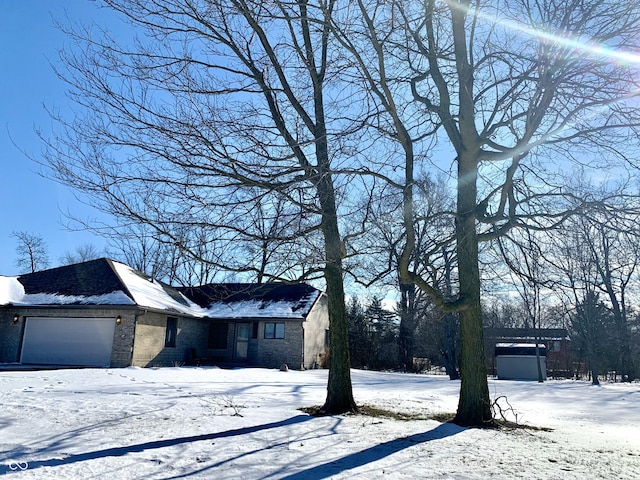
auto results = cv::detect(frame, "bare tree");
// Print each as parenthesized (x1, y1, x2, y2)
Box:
(12, 231, 50, 273)
(550, 204, 640, 381)
(583, 213, 639, 382)
(44, 0, 361, 413)
(333, 0, 640, 426)
(498, 231, 549, 382)
(106, 223, 210, 285)
(356, 175, 456, 372)
(60, 243, 102, 266)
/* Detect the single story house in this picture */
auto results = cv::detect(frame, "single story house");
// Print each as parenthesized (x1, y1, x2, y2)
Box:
(0, 258, 329, 370)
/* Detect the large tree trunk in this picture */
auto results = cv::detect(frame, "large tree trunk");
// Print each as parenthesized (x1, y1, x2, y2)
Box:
(316, 135, 356, 414)
(320, 215, 356, 413)
(455, 305, 491, 426)
(452, 152, 492, 427)
(322, 257, 356, 413)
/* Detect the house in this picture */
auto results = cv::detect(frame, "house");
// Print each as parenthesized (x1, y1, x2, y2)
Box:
(484, 327, 571, 378)
(178, 283, 329, 370)
(0, 258, 329, 370)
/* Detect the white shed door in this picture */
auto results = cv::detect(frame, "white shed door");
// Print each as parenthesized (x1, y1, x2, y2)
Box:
(21, 317, 116, 367)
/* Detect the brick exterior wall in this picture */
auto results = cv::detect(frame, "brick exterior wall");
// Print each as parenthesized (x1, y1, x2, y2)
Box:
(255, 320, 304, 369)
(131, 312, 208, 367)
(111, 311, 136, 367)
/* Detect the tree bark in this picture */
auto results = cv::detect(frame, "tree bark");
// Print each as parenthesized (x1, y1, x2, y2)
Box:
(318, 174, 356, 413)
(453, 153, 491, 425)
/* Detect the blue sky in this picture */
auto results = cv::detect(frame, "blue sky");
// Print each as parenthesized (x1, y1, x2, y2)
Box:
(0, 1, 120, 275)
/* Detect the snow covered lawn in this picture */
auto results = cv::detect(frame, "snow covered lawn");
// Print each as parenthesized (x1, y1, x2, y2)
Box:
(1, 367, 638, 479)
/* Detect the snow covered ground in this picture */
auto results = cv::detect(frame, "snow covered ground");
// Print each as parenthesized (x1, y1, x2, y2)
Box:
(0, 367, 638, 479)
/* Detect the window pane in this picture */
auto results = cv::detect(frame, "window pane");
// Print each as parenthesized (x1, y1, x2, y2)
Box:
(275, 323, 285, 339)
(265, 323, 275, 339)
(265, 322, 284, 339)
(165, 317, 177, 348)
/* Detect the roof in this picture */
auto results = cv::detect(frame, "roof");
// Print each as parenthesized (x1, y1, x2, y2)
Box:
(485, 327, 569, 341)
(0, 258, 201, 315)
(178, 283, 322, 319)
(1, 259, 322, 320)
(18, 259, 125, 297)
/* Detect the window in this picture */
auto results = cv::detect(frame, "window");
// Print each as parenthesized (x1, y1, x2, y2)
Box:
(208, 322, 228, 349)
(548, 340, 561, 352)
(252, 322, 259, 339)
(264, 322, 285, 339)
(165, 317, 178, 348)
(325, 329, 330, 348)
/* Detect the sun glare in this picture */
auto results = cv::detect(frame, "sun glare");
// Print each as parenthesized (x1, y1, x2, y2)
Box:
(444, 0, 640, 66)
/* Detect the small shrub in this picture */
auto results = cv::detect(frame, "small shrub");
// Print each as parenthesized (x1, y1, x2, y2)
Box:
(200, 394, 246, 417)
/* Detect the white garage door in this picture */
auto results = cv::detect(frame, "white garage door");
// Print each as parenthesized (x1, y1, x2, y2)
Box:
(21, 317, 116, 367)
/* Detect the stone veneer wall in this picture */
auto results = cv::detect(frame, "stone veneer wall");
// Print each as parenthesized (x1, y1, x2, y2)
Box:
(0, 309, 25, 363)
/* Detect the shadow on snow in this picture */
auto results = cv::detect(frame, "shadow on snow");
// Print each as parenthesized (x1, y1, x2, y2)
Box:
(1, 416, 463, 478)
(1, 415, 313, 474)
(276, 422, 465, 480)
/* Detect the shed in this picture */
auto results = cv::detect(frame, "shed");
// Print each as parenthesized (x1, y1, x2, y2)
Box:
(495, 343, 547, 381)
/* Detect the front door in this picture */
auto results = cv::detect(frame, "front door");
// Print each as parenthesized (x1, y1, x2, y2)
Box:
(235, 323, 250, 361)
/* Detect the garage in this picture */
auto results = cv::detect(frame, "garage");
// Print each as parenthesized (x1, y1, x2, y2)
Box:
(21, 317, 116, 367)
(495, 343, 547, 381)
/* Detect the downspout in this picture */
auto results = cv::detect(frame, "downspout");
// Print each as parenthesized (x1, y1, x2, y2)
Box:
(301, 321, 305, 370)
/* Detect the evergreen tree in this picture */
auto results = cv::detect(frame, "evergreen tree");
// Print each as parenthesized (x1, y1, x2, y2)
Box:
(347, 297, 371, 369)
(571, 292, 616, 385)
(365, 297, 399, 369)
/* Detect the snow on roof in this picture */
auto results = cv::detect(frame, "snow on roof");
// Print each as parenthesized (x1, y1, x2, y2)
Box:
(204, 299, 313, 319)
(180, 283, 322, 319)
(0, 273, 135, 307)
(1, 259, 321, 320)
(110, 261, 207, 316)
(0, 276, 26, 305)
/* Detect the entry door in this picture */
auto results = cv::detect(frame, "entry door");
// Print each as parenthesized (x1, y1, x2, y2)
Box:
(235, 323, 250, 360)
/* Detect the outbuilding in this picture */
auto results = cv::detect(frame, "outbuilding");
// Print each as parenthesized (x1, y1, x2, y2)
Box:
(495, 343, 547, 381)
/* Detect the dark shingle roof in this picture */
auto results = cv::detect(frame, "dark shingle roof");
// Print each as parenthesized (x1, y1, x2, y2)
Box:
(6, 260, 321, 318)
(178, 283, 321, 316)
(17, 258, 131, 299)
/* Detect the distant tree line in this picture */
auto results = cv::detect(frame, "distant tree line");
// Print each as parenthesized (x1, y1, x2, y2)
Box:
(346, 288, 639, 385)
